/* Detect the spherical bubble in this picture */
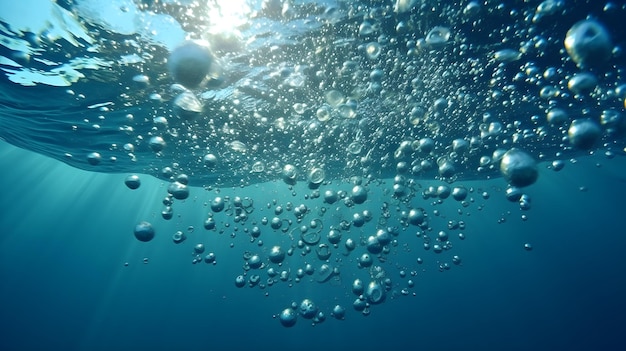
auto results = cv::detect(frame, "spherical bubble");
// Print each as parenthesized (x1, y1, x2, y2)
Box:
(149, 136, 166, 152)
(366, 235, 382, 254)
(392, 183, 407, 197)
(210, 197, 225, 212)
(568, 118, 602, 149)
(359, 252, 373, 267)
(235, 275, 246, 288)
(352, 212, 365, 227)
(296, 268, 305, 279)
(437, 231, 448, 242)
(162, 206, 173, 220)
(268, 246, 285, 264)
(267, 267, 277, 277)
(152, 116, 167, 129)
(279, 308, 297, 327)
(353, 297, 367, 311)
(452, 186, 468, 201)
(407, 208, 424, 225)
(161, 166, 174, 179)
(524, 243, 533, 251)
(134, 221, 155, 242)
(124, 174, 141, 189)
(552, 160, 565, 171)
(327, 229, 342, 245)
(167, 181, 189, 200)
(452, 139, 469, 154)
(248, 254, 262, 269)
(564, 20, 612, 68)
(176, 174, 189, 185)
(352, 278, 364, 295)
(87, 152, 101, 165)
(194, 243, 205, 254)
(500, 148, 538, 187)
(365, 280, 386, 304)
(351, 185, 368, 204)
(271, 217, 285, 230)
(332, 305, 346, 320)
(437, 185, 451, 199)
(438, 159, 456, 178)
(203, 153, 217, 167)
(375, 229, 391, 246)
(299, 299, 318, 319)
(546, 108, 568, 125)
(362, 210, 373, 222)
(344, 238, 356, 252)
(168, 40, 213, 89)
(203, 217, 216, 230)
(204, 252, 216, 264)
(282, 164, 297, 184)
(396, 161, 409, 174)
(418, 138, 434, 153)
(250, 226, 261, 238)
(304, 263, 315, 275)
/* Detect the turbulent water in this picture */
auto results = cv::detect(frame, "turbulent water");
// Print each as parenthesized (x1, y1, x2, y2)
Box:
(2, 0, 623, 186)
(1, 0, 626, 350)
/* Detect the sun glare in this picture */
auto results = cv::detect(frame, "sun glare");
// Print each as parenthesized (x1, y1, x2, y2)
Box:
(206, 0, 251, 34)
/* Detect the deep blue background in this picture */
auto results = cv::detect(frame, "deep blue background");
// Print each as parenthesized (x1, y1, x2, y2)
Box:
(1, 140, 625, 351)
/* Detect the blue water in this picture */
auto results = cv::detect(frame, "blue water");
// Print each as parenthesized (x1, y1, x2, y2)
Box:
(2, 1, 626, 350)
(2, 140, 626, 350)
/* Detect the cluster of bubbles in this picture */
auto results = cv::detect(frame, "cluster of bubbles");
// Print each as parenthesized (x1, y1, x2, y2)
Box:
(119, 0, 626, 327)
(10, 0, 603, 190)
(6, 0, 620, 327)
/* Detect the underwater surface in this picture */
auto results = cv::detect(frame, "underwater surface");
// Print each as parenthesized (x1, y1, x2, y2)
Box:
(1, 0, 626, 350)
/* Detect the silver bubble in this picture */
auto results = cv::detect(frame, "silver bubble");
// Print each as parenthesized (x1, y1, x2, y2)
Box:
(279, 308, 297, 327)
(332, 305, 346, 320)
(567, 72, 598, 95)
(564, 20, 612, 68)
(500, 148, 538, 187)
(568, 119, 602, 149)
(352, 278, 364, 295)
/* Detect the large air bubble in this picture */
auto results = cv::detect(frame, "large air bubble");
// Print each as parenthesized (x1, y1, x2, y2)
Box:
(168, 40, 214, 89)
(568, 119, 602, 149)
(564, 20, 612, 68)
(499, 149, 538, 188)
(134, 221, 155, 242)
